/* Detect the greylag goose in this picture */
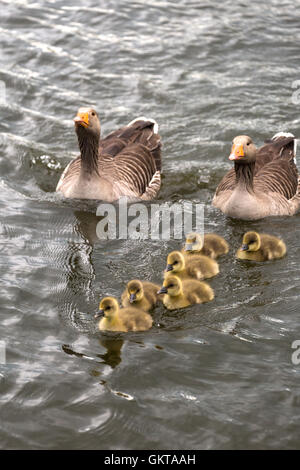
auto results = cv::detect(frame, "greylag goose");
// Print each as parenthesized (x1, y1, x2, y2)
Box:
(212, 133, 300, 220)
(182, 232, 229, 259)
(56, 107, 162, 201)
(94, 297, 153, 332)
(236, 231, 286, 261)
(121, 279, 161, 312)
(157, 274, 214, 310)
(164, 250, 219, 280)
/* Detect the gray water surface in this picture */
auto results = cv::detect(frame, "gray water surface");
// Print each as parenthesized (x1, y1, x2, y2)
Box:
(1, 0, 300, 450)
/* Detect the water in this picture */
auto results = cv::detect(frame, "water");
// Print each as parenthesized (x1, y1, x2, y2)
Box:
(1, 0, 300, 450)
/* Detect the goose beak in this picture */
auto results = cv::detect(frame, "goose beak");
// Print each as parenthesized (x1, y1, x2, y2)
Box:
(185, 243, 193, 251)
(157, 286, 168, 294)
(241, 243, 249, 251)
(94, 309, 105, 319)
(74, 112, 89, 128)
(229, 144, 244, 160)
(129, 293, 136, 303)
(166, 264, 173, 272)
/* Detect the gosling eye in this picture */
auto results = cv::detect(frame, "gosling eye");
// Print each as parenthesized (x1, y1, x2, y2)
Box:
(136, 289, 140, 293)
(106, 306, 111, 311)
(173, 261, 178, 265)
(168, 284, 174, 288)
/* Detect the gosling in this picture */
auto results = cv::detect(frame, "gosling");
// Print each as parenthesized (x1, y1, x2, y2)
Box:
(182, 232, 229, 259)
(158, 274, 214, 310)
(95, 297, 153, 332)
(164, 250, 219, 281)
(236, 231, 287, 261)
(121, 279, 161, 312)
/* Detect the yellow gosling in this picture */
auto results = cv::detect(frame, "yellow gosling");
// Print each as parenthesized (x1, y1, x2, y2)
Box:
(95, 297, 153, 332)
(236, 231, 287, 261)
(164, 250, 219, 281)
(158, 274, 214, 310)
(182, 232, 229, 259)
(121, 279, 161, 312)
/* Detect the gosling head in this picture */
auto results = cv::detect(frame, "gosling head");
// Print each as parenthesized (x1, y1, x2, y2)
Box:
(184, 232, 204, 252)
(229, 135, 257, 164)
(165, 251, 185, 273)
(126, 280, 144, 303)
(74, 106, 101, 138)
(241, 231, 261, 252)
(157, 275, 182, 297)
(95, 297, 119, 320)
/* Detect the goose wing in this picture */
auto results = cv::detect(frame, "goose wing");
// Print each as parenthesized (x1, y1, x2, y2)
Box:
(99, 143, 161, 200)
(254, 158, 298, 199)
(254, 136, 298, 199)
(99, 118, 161, 171)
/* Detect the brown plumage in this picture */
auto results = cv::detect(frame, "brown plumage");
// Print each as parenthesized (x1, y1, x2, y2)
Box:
(56, 107, 162, 201)
(213, 133, 300, 220)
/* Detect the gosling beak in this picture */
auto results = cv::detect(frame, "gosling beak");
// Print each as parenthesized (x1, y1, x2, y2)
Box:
(94, 309, 105, 319)
(157, 286, 168, 294)
(241, 243, 249, 251)
(166, 264, 173, 272)
(229, 143, 244, 161)
(129, 293, 136, 303)
(185, 243, 194, 251)
(74, 112, 89, 128)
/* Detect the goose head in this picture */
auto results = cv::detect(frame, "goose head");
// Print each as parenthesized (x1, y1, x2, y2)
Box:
(241, 231, 261, 251)
(74, 107, 101, 138)
(95, 297, 119, 320)
(157, 275, 182, 297)
(126, 280, 144, 303)
(184, 232, 204, 252)
(229, 135, 257, 163)
(165, 251, 185, 273)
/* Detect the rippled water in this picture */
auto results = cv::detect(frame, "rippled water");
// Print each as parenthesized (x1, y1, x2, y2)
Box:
(1, 0, 300, 450)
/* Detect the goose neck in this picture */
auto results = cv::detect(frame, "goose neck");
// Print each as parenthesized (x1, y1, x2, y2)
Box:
(77, 128, 100, 176)
(234, 161, 255, 192)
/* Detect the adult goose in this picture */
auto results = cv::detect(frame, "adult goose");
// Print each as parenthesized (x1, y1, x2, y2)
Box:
(212, 133, 300, 220)
(56, 107, 162, 201)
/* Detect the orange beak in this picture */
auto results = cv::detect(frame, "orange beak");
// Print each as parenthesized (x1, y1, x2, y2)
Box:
(73, 112, 89, 128)
(229, 143, 244, 160)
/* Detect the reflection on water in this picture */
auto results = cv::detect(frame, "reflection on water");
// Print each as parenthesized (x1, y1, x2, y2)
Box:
(62, 337, 124, 370)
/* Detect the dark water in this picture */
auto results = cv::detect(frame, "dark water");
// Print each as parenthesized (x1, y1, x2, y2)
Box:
(1, 0, 300, 450)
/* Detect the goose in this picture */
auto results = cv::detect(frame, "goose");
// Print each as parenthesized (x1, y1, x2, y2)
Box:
(121, 279, 161, 312)
(236, 231, 286, 261)
(212, 133, 300, 220)
(56, 107, 162, 201)
(182, 232, 229, 259)
(164, 250, 219, 281)
(157, 274, 214, 310)
(95, 297, 153, 332)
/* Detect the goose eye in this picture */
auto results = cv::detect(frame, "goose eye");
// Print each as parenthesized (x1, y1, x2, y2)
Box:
(91, 112, 95, 116)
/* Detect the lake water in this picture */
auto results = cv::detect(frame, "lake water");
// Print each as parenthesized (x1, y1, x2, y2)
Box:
(1, 0, 300, 450)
